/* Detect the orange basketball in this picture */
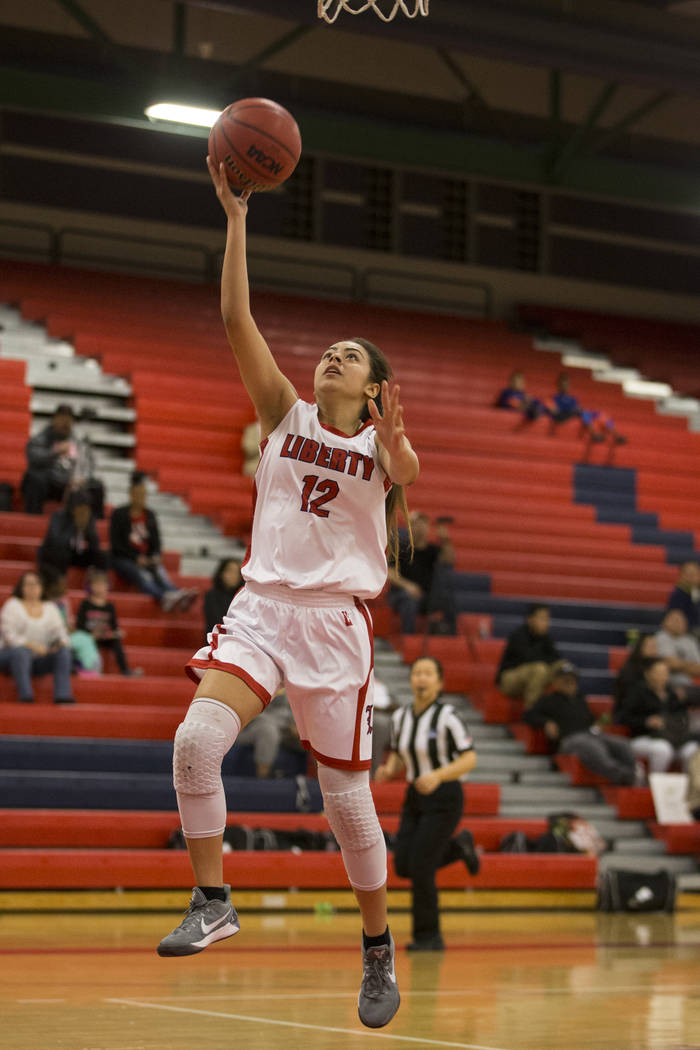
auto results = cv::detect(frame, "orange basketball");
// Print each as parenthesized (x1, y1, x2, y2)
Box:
(208, 98, 302, 193)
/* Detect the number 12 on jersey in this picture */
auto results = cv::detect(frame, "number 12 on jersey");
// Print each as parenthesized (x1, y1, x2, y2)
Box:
(300, 474, 339, 518)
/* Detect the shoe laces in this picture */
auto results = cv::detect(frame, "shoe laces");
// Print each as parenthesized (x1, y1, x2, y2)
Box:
(362, 946, 392, 999)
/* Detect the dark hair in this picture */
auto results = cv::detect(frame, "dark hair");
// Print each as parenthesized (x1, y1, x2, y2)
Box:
(642, 656, 666, 674)
(130, 470, 147, 488)
(527, 603, 549, 617)
(53, 403, 74, 418)
(350, 337, 412, 563)
(212, 557, 242, 590)
(411, 655, 444, 680)
(40, 566, 67, 600)
(13, 570, 45, 600)
(625, 632, 655, 668)
(67, 489, 91, 512)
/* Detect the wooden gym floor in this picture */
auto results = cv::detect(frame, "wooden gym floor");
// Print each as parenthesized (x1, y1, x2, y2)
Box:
(3, 903, 700, 1050)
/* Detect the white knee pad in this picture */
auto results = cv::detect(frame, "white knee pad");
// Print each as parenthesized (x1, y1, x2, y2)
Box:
(173, 698, 241, 839)
(317, 765, 386, 892)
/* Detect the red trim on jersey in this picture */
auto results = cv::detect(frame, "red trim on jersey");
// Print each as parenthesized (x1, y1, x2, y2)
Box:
(383, 476, 392, 493)
(351, 597, 375, 764)
(319, 418, 373, 438)
(300, 739, 372, 772)
(185, 658, 271, 707)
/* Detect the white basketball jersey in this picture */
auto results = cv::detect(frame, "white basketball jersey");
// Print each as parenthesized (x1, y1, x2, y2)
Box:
(242, 399, 390, 599)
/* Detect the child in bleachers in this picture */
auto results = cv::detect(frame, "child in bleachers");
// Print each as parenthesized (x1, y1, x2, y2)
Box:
(495, 370, 547, 420)
(76, 570, 141, 677)
(549, 372, 627, 444)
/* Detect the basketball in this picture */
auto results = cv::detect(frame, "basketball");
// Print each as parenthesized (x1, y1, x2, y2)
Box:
(208, 98, 302, 193)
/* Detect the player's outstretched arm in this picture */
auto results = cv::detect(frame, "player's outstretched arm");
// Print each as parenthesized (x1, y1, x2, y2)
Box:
(370, 381, 419, 486)
(208, 157, 297, 437)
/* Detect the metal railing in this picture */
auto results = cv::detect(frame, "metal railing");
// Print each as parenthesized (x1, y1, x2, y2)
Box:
(0, 218, 493, 318)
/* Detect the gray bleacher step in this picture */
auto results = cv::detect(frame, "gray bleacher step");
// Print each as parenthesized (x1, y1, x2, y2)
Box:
(595, 820, 647, 840)
(610, 837, 667, 855)
(500, 785, 601, 805)
(516, 770, 573, 786)
(466, 738, 527, 753)
(598, 854, 697, 875)
(0, 334, 75, 360)
(499, 803, 618, 821)
(471, 755, 555, 774)
(677, 873, 700, 891)
(25, 357, 131, 396)
(31, 393, 135, 423)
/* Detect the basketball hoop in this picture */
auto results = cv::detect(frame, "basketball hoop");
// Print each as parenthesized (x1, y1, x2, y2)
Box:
(318, 0, 429, 23)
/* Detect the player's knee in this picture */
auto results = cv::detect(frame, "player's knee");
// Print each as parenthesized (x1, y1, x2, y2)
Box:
(318, 765, 386, 891)
(173, 698, 240, 796)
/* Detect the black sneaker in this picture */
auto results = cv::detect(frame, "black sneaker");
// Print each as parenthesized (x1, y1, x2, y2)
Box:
(157, 885, 240, 956)
(358, 933, 400, 1028)
(455, 829, 481, 876)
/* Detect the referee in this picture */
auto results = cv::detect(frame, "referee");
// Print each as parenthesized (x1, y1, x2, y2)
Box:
(375, 656, 480, 951)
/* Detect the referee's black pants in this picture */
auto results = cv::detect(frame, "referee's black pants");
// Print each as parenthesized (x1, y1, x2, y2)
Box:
(393, 780, 463, 943)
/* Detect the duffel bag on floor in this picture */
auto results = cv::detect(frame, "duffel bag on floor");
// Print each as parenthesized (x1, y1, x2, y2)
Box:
(596, 868, 677, 913)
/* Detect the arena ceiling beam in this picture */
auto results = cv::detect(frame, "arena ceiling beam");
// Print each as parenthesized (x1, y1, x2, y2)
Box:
(198, 0, 700, 98)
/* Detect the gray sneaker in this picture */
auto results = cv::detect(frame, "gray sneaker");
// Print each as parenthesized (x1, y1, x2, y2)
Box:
(358, 934, 400, 1029)
(157, 886, 240, 957)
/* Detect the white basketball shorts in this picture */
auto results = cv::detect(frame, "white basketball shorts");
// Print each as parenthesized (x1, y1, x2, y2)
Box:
(186, 581, 376, 771)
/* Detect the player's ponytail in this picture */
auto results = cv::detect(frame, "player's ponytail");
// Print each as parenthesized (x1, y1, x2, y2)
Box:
(352, 337, 413, 565)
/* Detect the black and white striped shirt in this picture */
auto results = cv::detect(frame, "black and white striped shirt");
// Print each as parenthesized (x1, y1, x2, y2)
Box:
(390, 700, 474, 782)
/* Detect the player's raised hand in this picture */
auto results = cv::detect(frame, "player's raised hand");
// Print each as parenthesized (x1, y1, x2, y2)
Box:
(370, 381, 419, 486)
(206, 156, 250, 220)
(369, 381, 406, 457)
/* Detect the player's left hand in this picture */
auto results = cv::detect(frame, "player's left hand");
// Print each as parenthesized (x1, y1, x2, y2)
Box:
(414, 770, 442, 795)
(368, 381, 407, 458)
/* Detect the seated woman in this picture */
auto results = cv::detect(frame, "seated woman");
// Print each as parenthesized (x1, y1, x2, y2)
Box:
(615, 657, 699, 773)
(36, 489, 106, 579)
(0, 570, 74, 703)
(612, 632, 658, 722)
(549, 372, 626, 444)
(495, 370, 547, 420)
(203, 557, 244, 636)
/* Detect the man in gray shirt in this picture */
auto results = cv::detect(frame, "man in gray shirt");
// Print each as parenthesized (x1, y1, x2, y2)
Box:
(654, 609, 700, 704)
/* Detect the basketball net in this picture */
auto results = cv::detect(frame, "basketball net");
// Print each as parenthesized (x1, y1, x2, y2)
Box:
(318, 0, 429, 23)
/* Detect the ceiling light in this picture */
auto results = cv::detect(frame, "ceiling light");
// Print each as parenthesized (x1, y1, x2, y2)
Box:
(144, 103, 221, 127)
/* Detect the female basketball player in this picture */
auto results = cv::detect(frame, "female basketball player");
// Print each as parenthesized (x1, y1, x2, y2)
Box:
(157, 157, 419, 1030)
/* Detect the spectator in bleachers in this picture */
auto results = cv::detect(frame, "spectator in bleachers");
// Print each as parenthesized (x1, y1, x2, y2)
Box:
(616, 657, 700, 773)
(375, 657, 480, 951)
(654, 608, 700, 703)
(666, 561, 700, 635)
(548, 372, 626, 444)
(42, 567, 102, 676)
(76, 569, 141, 677)
(613, 632, 658, 720)
(524, 661, 640, 786)
(387, 512, 457, 635)
(495, 370, 547, 420)
(37, 490, 106, 579)
(203, 558, 244, 636)
(110, 471, 197, 613)
(0, 570, 74, 703)
(21, 403, 78, 514)
(496, 604, 564, 708)
(234, 689, 302, 778)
